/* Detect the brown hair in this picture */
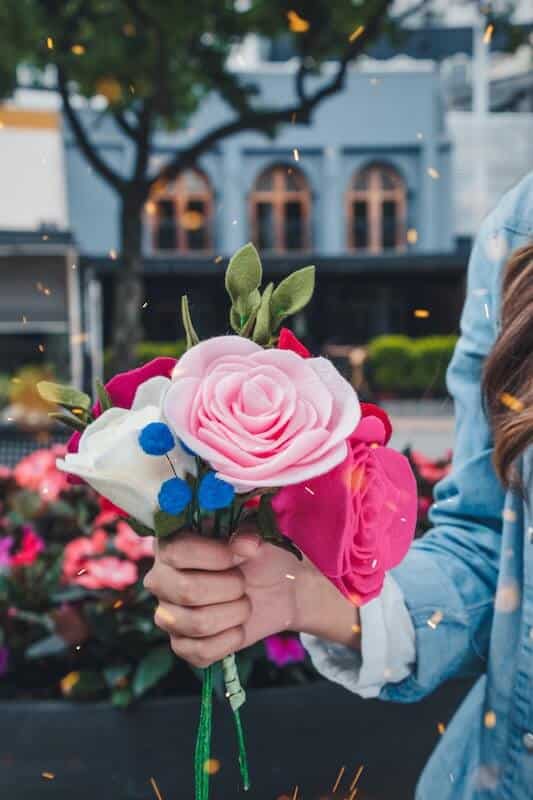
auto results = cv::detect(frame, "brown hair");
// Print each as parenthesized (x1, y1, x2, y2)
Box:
(483, 244, 533, 488)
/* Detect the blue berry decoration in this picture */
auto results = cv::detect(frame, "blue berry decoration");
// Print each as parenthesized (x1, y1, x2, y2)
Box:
(158, 477, 192, 515)
(139, 422, 175, 456)
(198, 472, 235, 511)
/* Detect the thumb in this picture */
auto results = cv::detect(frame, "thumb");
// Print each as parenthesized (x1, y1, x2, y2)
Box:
(229, 530, 262, 561)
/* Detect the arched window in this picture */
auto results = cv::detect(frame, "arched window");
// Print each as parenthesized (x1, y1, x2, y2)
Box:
(346, 164, 406, 252)
(146, 169, 213, 252)
(250, 165, 311, 252)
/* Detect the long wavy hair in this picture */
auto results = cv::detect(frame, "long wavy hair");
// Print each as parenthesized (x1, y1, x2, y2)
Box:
(483, 244, 533, 489)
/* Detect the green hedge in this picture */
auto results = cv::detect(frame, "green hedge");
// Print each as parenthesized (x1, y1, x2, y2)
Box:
(366, 334, 458, 396)
(104, 341, 187, 378)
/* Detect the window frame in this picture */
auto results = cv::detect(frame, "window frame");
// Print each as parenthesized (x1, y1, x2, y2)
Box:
(250, 165, 311, 253)
(346, 164, 407, 253)
(146, 169, 214, 254)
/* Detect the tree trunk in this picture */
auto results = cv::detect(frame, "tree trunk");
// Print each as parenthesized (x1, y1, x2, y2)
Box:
(111, 194, 145, 372)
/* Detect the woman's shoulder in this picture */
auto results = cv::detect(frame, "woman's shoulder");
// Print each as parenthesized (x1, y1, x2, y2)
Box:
(483, 172, 533, 238)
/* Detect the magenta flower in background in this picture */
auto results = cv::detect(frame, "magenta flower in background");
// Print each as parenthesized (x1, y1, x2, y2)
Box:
(264, 634, 306, 668)
(0, 647, 9, 677)
(0, 536, 13, 569)
(10, 526, 45, 567)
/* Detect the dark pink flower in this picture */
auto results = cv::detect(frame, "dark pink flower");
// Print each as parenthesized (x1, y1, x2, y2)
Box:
(10, 527, 45, 567)
(265, 634, 306, 667)
(114, 520, 154, 561)
(74, 557, 138, 590)
(63, 530, 108, 583)
(277, 328, 311, 359)
(0, 536, 13, 569)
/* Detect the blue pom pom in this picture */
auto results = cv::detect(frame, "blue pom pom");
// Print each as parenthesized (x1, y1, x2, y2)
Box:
(179, 438, 197, 457)
(158, 477, 192, 515)
(198, 472, 235, 511)
(139, 422, 175, 456)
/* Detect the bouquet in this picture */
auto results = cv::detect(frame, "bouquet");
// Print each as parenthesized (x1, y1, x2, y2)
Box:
(38, 244, 417, 799)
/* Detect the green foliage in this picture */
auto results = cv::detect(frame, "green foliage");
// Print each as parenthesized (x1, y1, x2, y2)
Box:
(132, 645, 175, 699)
(270, 266, 316, 326)
(181, 295, 200, 350)
(153, 509, 187, 538)
(95, 378, 113, 411)
(366, 334, 458, 396)
(37, 381, 91, 413)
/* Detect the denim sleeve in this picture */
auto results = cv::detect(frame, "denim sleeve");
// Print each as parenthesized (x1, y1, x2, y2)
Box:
(380, 214, 513, 704)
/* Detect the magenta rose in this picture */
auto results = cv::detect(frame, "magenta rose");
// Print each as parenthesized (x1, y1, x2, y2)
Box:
(272, 412, 417, 605)
(65, 357, 177, 485)
(164, 337, 360, 490)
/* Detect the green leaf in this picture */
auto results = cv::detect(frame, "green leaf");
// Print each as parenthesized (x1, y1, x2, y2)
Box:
(252, 282, 274, 345)
(225, 243, 262, 304)
(181, 295, 200, 350)
(132, 645, 174, 698)
(239, 304, 259, 338)
(26, 634, 68, 660)
(154, 509, 187, 538)
(37, 381, 91, 412)
(257, 494, 302, 561)
(49, 410, 87, 432)
(270, 266, 316, 330)
(95, 378, 113, 411)
(112, 686, 133, 708)
(125, 516, 155, 537)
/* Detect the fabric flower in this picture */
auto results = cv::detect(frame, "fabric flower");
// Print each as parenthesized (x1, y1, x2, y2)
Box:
(114, 520, 154, 561)
(0, 646, 9, 677)
(74, 557, 138, 591)
(57, 377, 195, 529)
(277, 328, 311, 359)
(272, 409, 417, 605)
(164, 336, 360, 490)
(10, 526, 45, 567)
(66, 357, 177, 461)
(265, 634, 306, 667)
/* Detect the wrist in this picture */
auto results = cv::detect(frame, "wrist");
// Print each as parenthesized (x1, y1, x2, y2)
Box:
(292, 567, 361, 650)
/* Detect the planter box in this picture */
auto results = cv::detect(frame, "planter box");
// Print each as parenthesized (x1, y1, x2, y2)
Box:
(0, 679, 471, 800)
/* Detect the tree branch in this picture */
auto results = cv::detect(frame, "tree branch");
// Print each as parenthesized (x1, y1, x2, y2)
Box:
(149, 0, 391, 189)
(111, 109, 139, 142)
(57, 67, 125, 193)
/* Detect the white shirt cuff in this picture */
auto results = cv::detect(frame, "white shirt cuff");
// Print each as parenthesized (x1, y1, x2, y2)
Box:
(301, 573, 416, 698)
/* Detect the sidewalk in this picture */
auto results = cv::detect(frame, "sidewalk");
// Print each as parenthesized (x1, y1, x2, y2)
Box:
(382, 399, 455, 458)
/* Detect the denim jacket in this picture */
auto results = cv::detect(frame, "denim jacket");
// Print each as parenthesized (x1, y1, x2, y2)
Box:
(380, 173, 533, 799)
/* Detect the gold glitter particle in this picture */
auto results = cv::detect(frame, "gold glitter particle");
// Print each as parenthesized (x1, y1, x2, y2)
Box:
(427, 167, 440, 180)
(150, 776, 164, 800)
(349, 25, 365, 43)
(71, 44, 86, 55)
(349, 764, 364, 791)
(46, 37, 54, 50)
(483, 24, 494, 45)
(304, 486, 315, 495)
(285, 573, 296, 580)
(500, 393, 524, 413)
(293, 148, 300, 162)
(407, 228, 418, 244)
(41, 772, 55, 780)
(214, 255, 223, 263)
(113, 599, 124, 609)
(332, 765, 345, 793)
(287, 11, 309, 33)
(437, 722, 446, 735)
(414, 308, 430, 318)
(203, 758, 221, 775)
(351, 623, 361, 634)
(109, 249, 117, 260)
(427, 610, 444, 629)
(60, 671, 80, 695)
(502, 508, 517, 523)
(484, 710, 497, 728)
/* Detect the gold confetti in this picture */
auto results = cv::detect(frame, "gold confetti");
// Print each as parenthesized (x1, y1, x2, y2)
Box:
(349, 25, 365, 43)
(414, 308, 430, 318)
(293, 148, 300, 162)
(349, 764, 364, 791)
(46, 37, 54, 50)
(38, 344, 45, 353)
(484, 710, 496, 728)
(150, 776, 164, 800)
(71, 44, 85, 55)
(332, 765, 345, 793)
(109, 249, 117, 260)
(500, 393, 524, 413)
(214, 255, 223, 264)
(113, 599, 124, 609)
(41, 772, 55, 780)
(71, 408, 84, 416)
(407, 228, 418, 244)
(203, 758, 221, 775)
(416, 132, 423, 140)
(427, 167, 440, 180)
(484, 303, 490, 319)
(304, 486, 315, 495)
(22, 315, 27, 324)
(60, 671, 80, 695)
(287, 11, 310, 33)
(351, 623, 361, 634)
(437, 722, 446, 735)
(291, 785, 299, 800)
(76, 568, 87, 576)
(427, 610, 444, 629)
(145, 200, 157, 215)
(483, 24, 494, 45)
(142, 301, 149, 309)
(96, 77, 123, 104)
(503, 508, 517, 522)
(285, 573, 296, 580)
(123, 22, 136, 37)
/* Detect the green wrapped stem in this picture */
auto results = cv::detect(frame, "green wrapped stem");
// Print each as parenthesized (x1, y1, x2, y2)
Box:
(222, 654, 250, 791)
(194, 665, 213, 800)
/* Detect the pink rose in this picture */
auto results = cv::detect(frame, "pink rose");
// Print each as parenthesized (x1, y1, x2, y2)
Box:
(164, 337, 360, 489)
(66, 357, 177, 468)
(265, 634, 306, 667)
(272, 411, 417, 605)
(74, 557, 138, 590)
(114, 520, 154, 561)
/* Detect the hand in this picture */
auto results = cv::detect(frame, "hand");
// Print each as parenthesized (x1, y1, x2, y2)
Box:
(144, 522, 360, 668)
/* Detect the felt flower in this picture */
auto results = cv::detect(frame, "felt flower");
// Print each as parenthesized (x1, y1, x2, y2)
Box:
(0, 646, 9, 677)
(10, 526, 45, 567)
(264, 634, 306, 667)
(114, 520, 154, 561)
(164, 336, 360, 490)
(65, 357, 177, 482)
(277, 327, 311, 359)
(74, 557, 138, 591)
(272, 408, 417, 605)
(57, 377, 195, 529)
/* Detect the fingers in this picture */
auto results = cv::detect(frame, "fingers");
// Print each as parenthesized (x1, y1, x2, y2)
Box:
(169, 626, 246, 668)
(155, 595, 252, 640)
(156, 532, 252, 571)
(144, 562, 245, 606)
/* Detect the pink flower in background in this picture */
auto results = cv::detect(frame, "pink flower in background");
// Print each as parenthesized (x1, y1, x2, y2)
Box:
(114, 520, 154, 561)
(0, 646, 9, 677)
(410, 450, 451, 484)
(75, 557, 138, 590)
(418, 495, 432, 515)
(63, 530, 108, 583)
(273, 409, 417, 605)
(10, 526, 45, 567)
(92, 509, 120, 529)
(13, 445, 69, 501)
(165, 336, 360, 490)
(0, 536, 13, 569)
(265, 634, 306, 667)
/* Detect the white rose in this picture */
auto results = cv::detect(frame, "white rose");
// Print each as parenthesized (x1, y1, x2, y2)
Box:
(57, 376, 194, 528)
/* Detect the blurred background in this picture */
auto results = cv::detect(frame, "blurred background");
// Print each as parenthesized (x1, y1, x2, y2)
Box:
(0, 1, 531, 798)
